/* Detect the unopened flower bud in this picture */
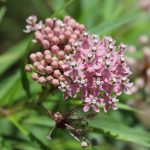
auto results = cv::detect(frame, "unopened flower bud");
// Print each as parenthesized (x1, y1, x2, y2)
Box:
(37, 64, 44, 72)
(36, 52, 43, 61)
(53, 70, 61, 78)
(81, 141, 88, 148)
(25, 64, 32, 72)
(51, 36, 59, 45)
(45, 66, 53, 74)
(44, 50, 51, 55)
(45, 54, 52, 63)
(51, 45, 60, 54)
(32, 73, 39, 80)
(30, 53, 37, 62)
(42, 40, 50, 49)
(143, 47, 150, 57)
(64, 45, 72, 53)
(45, 18, 54, 28)
(46, 76, 53, 81)
(38, 76, 46, 84)
(57, 51, 65, 59)
(140, 35, 149, 45)
(52, 79, 59, 87)
(51, 61, 59, 69)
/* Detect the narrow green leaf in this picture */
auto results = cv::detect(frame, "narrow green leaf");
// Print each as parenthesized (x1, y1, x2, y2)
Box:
(0, 6, 6, 23)
(0, 38, 29, 75)
(8, 115, 29, 135)
(91, 14, 148, 34)
(90, 114, 150, 148)
(31, 0, 51, 18)
(20, 39, 33, 98)
(24, 116, 54, 127)
(51, 0, 74, 17)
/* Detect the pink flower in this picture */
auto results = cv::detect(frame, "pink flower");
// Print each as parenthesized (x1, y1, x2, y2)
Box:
(59, 33, 133, 112)
(83, 95, 100, 112)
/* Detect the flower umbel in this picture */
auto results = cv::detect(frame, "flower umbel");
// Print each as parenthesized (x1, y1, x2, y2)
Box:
(24, 16, 132, 113)
(60, 33, 133, 112)
(25, 16, 85, 87)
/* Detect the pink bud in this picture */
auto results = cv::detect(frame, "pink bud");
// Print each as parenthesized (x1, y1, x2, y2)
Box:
(32, 73, 39, 80)
(51, 61, 59, 69)
(64, 30, 71, 38)
(69, 38, 75, 44)
(51, 79, 59, 87)
(45, 66, 53, 74)
(38, 76, 46, 84)
(68, 19, 76, 28)
(55, 20, 63, 27)
(30, 53, 37, 62)
(53, 70, 61, 78)
(64, 45, 72, 53)
(44, 50, 51, 55)
(54, 27, 60, 36)
(71, 34, 77, 40)
(45, 54, 52, 63)
(37, 64, 44, 72)
(59, 75, 65, 81)
(63, 16, 71, 23)
(40, 60, 46, 66)
(57, 51, 65, 59)
(36, 52, 43, 61)
(77, 24, 85, 32)
(47, 33, 54, 41)
(33, 62, 40, 68)
(143, 47, 150, 57)
(74, 30, 80, 37)
(51, 45, 60, 54)
(44, 27, 51, 34)
(140, 35, 149, 45)
(58, 60, 64, 66)
(35, 31, 43, 41)
(51, 36, 59, 45)
(65, 26, 73, 32)
(46, 76, 53, 81)
(59, 34, 66, 43)
(42, 40, 50, 49)
(128, 45, 136, 53)
(25, 64, 32, 72)
(45, 18, 54, 28)
(135, 78, 145, 88)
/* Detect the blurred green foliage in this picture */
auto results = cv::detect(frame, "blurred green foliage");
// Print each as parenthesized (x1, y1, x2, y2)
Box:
(0, 0, 150, 150)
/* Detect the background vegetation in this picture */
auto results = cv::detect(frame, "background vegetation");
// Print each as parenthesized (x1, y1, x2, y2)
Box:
(0, 0, 150, 150)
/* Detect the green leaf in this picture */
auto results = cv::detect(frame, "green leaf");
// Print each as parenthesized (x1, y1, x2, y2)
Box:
(31, 0, 51, 18)
(20, 39, 33, 98)
(7, 115, 29, 135)
(0, 38, 29, 75)
(51, 0, 75, 17)
(0, 6, 6, 23)
(91, 13, 148, 35)
(89, 114, 150, 148)
(24, 116, 54, 127)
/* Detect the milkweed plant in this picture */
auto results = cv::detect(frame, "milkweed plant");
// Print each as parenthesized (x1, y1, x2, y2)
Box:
(24, 15, 133, 148)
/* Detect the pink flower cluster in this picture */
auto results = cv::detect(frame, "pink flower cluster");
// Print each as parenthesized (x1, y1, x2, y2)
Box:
(33, 16, 85, 48)
(25, 16, 133, 113)
(127, 35, 150, 94)
(60, 33, 133, 112)
(25, 16, 85, 86)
